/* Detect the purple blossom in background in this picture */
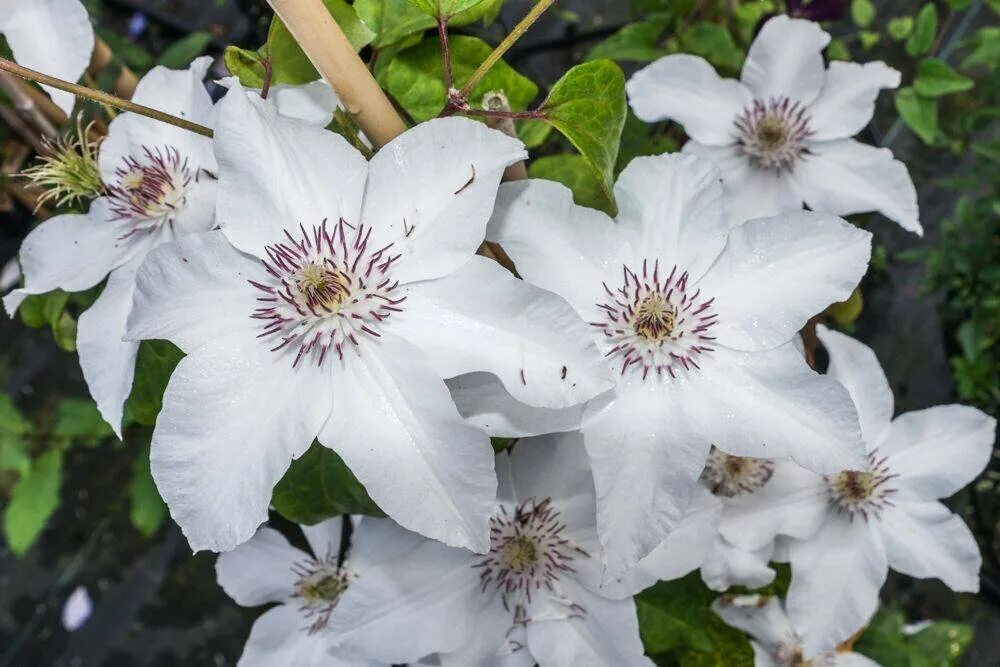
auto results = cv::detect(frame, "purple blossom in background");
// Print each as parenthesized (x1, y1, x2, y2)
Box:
(787, 0, 848, 22)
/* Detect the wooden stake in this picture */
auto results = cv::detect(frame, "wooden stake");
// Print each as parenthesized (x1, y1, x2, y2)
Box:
(0, 73, 58, 140)
(89, 37, 138, 99)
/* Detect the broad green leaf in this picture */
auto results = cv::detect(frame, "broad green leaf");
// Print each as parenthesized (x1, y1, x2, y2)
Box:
(356, 0, 436, 48)
(895, 87, 938, 144)
(129, 441, 166, 537)
(224, 46, 265, 87)
(914, 58, 974, 97)
(125, 340, 184, 426)
(827, 38, 851, 61)
(851, 0, 876, 27)
(528, 154, 613, 214)
(538, 59, 627, 215)
(98, 29, 154, 71)
(517, 119, 552, 148)
(961, 27, 1000, 70)
(905, 4, 938, 56)
(733, 1, 776, 43)
(19, 289, 69, 329)
(584, 22, 668, 63)
(53, 399, 113, 448)
(0, 395, 31, 476)
(51, 311, 76, 352)
(888, 16, 914, 41)
(859, 30, 881, 50)
(269, 0, 375, 85)
(3, 449, 62, 555)
(855, 607, 973, 667)
(679, 22, 743, 72)
(406, 0, 488, 18)
(946, 0, 973, 9)
(158, 31, 212, 69)
(382, 35, 537, 122)
(272, 442, 383, 524)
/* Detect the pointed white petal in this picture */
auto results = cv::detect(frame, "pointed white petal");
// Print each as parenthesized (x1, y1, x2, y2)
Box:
(808, 62, 901, 141)
(698, 211, 872, 351)
(741, 16, 830, 104)
(215, 527, 306, 606)
(796, 139, 920, 234)
(61, 586, 92, 632)
(362, 117, 526, 284)
(237, 604, 329, 667)
(700, 535, 775, 592)
(880, 501, 981, 592)
(271, 80, 340, 127)
(711, 594, 796, 651)
(437, 594, 528, 667)
(321, 333, 496, 552)
(832, 653, 881, 667)
(626, 54, 752, 145)
(151, 332, 331, 552)
(301, 516, 345, 562)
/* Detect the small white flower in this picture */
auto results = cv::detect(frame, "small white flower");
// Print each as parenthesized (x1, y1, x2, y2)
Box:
(329, 433, 651, 667)
(713, 594, 878, 666)
(0, 0, 94, 115)
(627, 15, 920, 234)
(125, 82, 614, 554)
(4, 57, 218, 437)
(61, 585, 92, 632)
(488, 151, 871, 579)
(215, 517, 379, 666)
(719, 325, 996, 656)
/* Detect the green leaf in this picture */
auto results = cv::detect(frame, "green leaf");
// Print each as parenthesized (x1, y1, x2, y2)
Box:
(272, 442, 383, 524)
(98, 28, 154, 71)
(827, 38, 851, 61)
(905, 4, 938, 56)
(269, 0, 375, 85)
(19, 289, 69, 328)
(859, 30, 881, 50)
(616, 110, 678, 175)
(406, 0, 488, 18)
(895, 87, 938, 144)
(158, 31, 212, 69)
(851, 0, 876, 28)
(125, 340, 184, 426)
(825, 287, 864, 327)
(945, 0, 973, 10)
(679, 22, 743, 72)
(855, 606, 973, 667)
(914, 58, 974, 97)
(382, 35, 537, 122)
(356, 0, 436, 48)
(961, 27, 1000, 70)
(224, 46, 266, 87)
(53, 399, 114, 448)
(888, 16, 914, 40)
(0, 395, 31, 476)
(584, 22, 668, 63)
(528, 154, 613, 214)
(129, 441, 166, 537)
(538, 59, 627, 216)
(3, 449, 62, 555)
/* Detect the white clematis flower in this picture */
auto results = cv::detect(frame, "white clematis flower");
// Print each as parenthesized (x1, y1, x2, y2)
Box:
(328, 432, 651, 667)
(488, 151, 871, 579)
(720, 325, 996, 657)
(627, 15, 920, 234)
(713, 594, 878, 666)
(0, 0, 94, 115)
(4, 57, 218, 437)
(216, 517, 380, 666)
(125, 82, 614, 554)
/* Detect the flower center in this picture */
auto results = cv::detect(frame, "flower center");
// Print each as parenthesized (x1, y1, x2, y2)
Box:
(593, 260, 718, 380)
(701, 447, 774, 497)
(475, 498, 587, 614)
(734, 98, 813, 172)
(250, 220, 405, 367)
(106, 145, 193, 233)
(825, 451, 897, 520)
(291, 554, 350, 634)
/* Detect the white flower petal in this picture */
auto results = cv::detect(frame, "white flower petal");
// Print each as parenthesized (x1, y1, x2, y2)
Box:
(447, 372, 591, 438)
(61, 585, 92, 632)
(362, 117, 526, 284)
(126, 230, 264, 353)
(271, 80, 340, 126)
(816, 325, 894, 445)
(213, 81, 367, 257)
(808, 62, 901, 141)
(215, 527, 306, 606)
(238, 604, 330, 667)
(711, 595, 796, 651)
(796, 139, 921, 234)
(832, 653, 881, 667)
(331, 518, 483, 663)
(76, 256, 143, 438)
(525, 578, 651, 667)
(487, 179, 627, 317)
(698, 211, 872, 351)
(882, 405, 995, 501)
(437, 595, 527, 667)
(787, 515, 887, 657)
(700, 535, 775, 592)
(301, 516, 346, 561)
(152, 332, 331, 552)
(0, 0, 94, 116)
(880, 501, 981, 592)
(321, 333, 496, 552)
(626, 54, 752, 145)
(615, 153, 731, 283)
(741, 16, 830, 104)
(396, 256, 613, 409)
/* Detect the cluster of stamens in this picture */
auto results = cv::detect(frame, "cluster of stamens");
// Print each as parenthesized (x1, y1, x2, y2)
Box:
(734, 97, 814, 172)
(474, 498, 588, 615)
(701, 447, 775, 497)
(250, 220, 405, 367)
(106, 145, 193, 234)
(291, 552, 351, 634)
(825, 450, 898, 521)
(593, 260, 717, 380)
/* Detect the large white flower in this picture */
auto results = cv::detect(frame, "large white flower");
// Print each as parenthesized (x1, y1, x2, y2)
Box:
(4, 57, 218, 436)
(216, 517, 379, 666)
(125, 82, 614, 554)
(0, 0, 94, 115)
(328, 432, 651, 667)
(627, 15, 919, 234)
(488, 152, 871, 579)
(720, 325, 996, 656)
(713, 594, 878, 666)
